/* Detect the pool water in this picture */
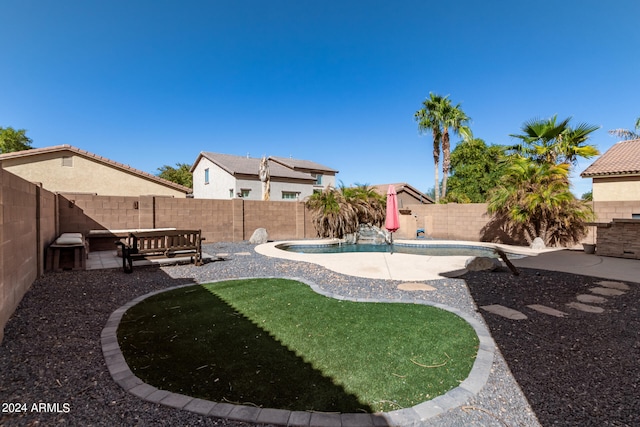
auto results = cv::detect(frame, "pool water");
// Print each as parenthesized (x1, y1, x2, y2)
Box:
(276, 243, 523, 259)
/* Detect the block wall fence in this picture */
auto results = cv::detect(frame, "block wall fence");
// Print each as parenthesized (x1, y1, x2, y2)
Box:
(0, 169, 57, 344)
(2, 166, 640, 343)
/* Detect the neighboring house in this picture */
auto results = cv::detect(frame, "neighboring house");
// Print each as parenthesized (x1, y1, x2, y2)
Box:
(268, 156, 338, 190)
(0, 145, 190, 197)
(372, 183, 434, 207)
(191, 152, 338, 201)
(581, 139, 640, 202)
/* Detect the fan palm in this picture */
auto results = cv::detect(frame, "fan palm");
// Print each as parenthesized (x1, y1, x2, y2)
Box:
(487, 157, 593, 246)
(305, 187, 357, 238)
(415, 93, 445, 202)
(341, 184, 386, 227)
(305, 185, 386, 239)
(509, 115, 599, 165)
(608, 116, 640, 140)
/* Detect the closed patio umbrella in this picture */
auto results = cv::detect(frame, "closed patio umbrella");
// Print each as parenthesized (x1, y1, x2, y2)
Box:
(385, 185, 400, 254)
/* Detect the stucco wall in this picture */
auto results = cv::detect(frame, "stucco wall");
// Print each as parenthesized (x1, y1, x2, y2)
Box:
(592, 176, 640, 201)
(192, 158, 237, 199)
(2, 151, 187, 198)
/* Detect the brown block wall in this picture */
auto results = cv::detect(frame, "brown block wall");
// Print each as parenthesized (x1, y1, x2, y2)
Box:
(407, 203, 491, 241)
(154, 197, 235, 242)
(593, 201, 640, 222)
(57, 194, 316, 243)
(244, 200, 301, 241)
(0, 169, 56, 344)
(58, 193, 140, 234)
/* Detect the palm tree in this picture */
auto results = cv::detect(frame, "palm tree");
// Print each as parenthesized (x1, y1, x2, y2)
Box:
(305, 184, 386, 239)
(608, 116, 640, 140)
(487, 157, 593, 246)
(305, 187, 357, 238)
(440, 102, 471, 199)
(341, 184, 386, 227)
(509, 115, 599, 165)
(415, 93, 445, 202)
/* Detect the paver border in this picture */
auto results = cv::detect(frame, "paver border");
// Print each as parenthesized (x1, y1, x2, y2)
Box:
(101, 277, 496, 427)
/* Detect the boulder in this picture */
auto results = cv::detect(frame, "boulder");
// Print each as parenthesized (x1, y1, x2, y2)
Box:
(465, 256, 501, 272)
(249, 228, 269, 244)
(355, 224, 388, 245)
(530, 237, 546, 250)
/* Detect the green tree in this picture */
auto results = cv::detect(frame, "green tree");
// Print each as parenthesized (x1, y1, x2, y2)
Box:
(608, 116, 640, 140)
(446, 139, 506, 203)
(440, 102, 471, 199)
(581, 191, 593, 201)
(0, 127, 34, 153)
(157, 163, 193, 188)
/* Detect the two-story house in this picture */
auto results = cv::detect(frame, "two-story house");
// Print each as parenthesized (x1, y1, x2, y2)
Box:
(191, 152, 337, 201)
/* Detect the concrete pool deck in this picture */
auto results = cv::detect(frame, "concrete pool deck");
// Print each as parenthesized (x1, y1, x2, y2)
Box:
(256, 239, 640, 282)
(255, 239, 554, 281)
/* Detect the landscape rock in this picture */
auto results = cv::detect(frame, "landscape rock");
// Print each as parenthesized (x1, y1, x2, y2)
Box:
(249, 228, 269, 244)
(355, 224, 388, 245)
(465, 256, 501, 271)
(530, 237, 546, 250)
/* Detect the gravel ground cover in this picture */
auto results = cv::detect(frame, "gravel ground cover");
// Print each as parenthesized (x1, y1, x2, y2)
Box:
(2, 241, 632, 426)
(462, 268, 640, 427)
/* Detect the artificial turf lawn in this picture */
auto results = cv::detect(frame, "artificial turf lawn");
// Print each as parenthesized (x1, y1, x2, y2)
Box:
(117, 278, 479, 413)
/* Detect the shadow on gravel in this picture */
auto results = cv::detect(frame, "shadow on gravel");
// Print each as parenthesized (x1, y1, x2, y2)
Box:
(0, 267, 253, 427)
(462, 268, 640, 427)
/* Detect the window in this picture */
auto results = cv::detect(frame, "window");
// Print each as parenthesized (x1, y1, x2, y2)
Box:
(240, 189, 251, 198)
(204, 168, 209, 184)
(314, 174, 322, 185)
(229, 189, 234, 198)
(282, 191, 299, 200)
(61, 156, 73, 167)
(632, 213, 640, 219)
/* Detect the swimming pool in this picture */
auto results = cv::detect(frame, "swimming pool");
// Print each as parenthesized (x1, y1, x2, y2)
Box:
(275, 242, 524, 259)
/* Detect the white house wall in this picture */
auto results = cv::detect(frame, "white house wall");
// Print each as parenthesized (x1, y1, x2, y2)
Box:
(193, 158, 236, 199)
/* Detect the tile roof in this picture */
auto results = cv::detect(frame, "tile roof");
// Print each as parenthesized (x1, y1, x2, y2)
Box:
(197, 152, 315, 181)
(581, 139, 640, 177)
(372, 183, 434, 203)
(268, 156, 338, 173)
(0, 144, 191, 192)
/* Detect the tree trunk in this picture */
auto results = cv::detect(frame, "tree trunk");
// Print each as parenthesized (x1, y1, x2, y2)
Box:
(433, 129, 440, 203)
(442, 128, 450, 199)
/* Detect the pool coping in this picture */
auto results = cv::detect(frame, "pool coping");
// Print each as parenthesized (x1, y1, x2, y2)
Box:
(101, 277, 496, 427)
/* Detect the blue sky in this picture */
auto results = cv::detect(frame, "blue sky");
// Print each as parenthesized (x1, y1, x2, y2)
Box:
(2, 1, 639, 197)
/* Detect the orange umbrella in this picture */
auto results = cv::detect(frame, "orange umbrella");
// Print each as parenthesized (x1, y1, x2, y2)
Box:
(385, 185, 400, 253)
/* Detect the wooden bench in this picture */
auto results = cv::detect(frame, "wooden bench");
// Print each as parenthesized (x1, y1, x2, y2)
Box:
(47, 233, 87, 271)
(115, 229, 204, 273)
